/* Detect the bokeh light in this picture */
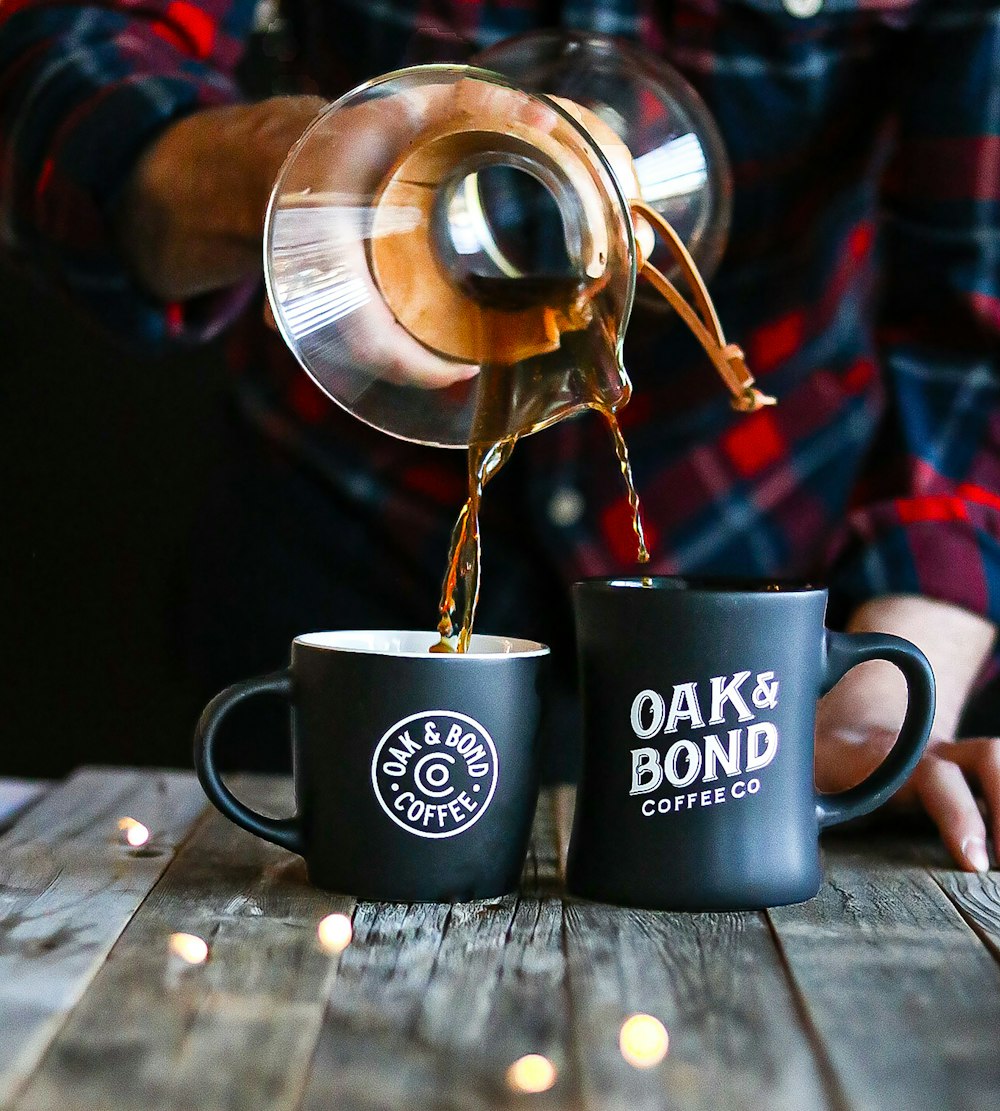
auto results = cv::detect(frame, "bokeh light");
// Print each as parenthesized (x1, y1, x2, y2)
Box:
(619, 1013, 669, 1068)
(506, 1054, 558, 1093)
(317, 913, 354, 954)
(117, 817, 150, 848)
(169, 932, 209, 965)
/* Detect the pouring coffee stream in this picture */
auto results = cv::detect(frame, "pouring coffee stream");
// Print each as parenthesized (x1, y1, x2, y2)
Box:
(431, 196, 775, 652)
(262, 49, 775, 654)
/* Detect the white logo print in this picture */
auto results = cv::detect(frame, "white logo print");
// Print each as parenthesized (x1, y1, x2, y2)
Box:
(371, 711, 499, 838)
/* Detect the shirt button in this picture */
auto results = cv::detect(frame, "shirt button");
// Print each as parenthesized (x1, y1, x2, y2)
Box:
(548, 487, 585, 528)
(783, 0, 823, 17)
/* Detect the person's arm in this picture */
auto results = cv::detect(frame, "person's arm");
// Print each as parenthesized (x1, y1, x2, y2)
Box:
(820, 1, 1000, 870)
(0, 0, 259, 346)
(114, 96, 326, 302)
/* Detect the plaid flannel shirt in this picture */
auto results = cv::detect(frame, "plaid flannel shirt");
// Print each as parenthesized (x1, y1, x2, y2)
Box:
(1, 0, 999, 639)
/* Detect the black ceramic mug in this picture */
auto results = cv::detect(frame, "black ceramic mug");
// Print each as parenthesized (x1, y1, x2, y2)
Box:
(568, 578, 936, 911)
(194, 630, 549, 901)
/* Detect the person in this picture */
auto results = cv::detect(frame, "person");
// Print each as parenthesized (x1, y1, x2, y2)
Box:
(0, 0, 998, 872)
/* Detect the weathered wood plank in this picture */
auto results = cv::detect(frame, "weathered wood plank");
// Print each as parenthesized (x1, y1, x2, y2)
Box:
(831, 826, 1000, 962)
(15, 778, 991, 1111)
(298, 895, 578, 1110)
(853, 827, 1000, 963)
(933, 871, 1000, 963)
(0, 781, 48, 833)
(297, 786, 831, 1111)
(769, 842, 1000, 1111)
(533, 785, 831, 1110)
(562, 902, 833, 1111)
(10, 776, 353, 1111)
(0, 767, 206, 1107)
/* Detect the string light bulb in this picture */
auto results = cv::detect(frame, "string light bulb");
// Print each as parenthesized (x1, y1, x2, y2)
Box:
(117, 817, 150, 848)
(317, 913, 353, 954)
(619, 1013, 669, 1068)
(506, 1054, 558, 1093)
(169, 932, 209, 965)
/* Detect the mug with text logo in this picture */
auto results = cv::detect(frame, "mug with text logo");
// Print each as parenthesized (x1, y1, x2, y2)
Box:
(567, 578, 935, 911)
(194, 631, 549, 902)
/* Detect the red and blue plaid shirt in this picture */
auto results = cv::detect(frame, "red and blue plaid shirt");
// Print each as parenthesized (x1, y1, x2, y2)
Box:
(2, 0, 999, 637)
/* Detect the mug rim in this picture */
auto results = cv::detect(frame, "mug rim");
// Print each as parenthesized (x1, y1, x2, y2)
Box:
(294, 629, 550, 658)
(574, 575, 826, 595)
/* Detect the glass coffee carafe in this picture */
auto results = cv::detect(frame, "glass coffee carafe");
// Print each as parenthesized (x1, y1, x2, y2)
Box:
(263, 32, 773, 451)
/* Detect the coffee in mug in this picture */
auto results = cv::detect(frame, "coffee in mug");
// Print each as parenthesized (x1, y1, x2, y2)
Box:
(194, 630, 549, 902)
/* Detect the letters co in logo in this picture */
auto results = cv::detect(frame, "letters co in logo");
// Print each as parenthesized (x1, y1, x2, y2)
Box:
(371, 711, 500, 839)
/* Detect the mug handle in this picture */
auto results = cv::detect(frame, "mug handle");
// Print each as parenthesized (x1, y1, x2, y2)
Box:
(193, 669, 304, 854)
(815, 631, 936, 829)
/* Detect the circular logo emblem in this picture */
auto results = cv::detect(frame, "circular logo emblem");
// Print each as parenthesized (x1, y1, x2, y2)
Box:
(371, 710, 499, 839)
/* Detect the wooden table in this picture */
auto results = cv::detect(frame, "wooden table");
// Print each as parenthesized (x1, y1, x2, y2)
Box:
(1, 767, 998, 1111)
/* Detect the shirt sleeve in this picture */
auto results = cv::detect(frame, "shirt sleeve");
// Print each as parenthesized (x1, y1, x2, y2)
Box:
(830, 0, 1000, 628)
(0, 0, 259, 348)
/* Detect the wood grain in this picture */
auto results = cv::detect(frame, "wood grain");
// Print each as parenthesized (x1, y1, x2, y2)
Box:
(10, 776, 352, 1111)
(7, 774, 1000, 1111)
(769, 843, 1000, 1111)
(537, 786, 830, 1110)
(0, 767, 206, 1107)
(298, 895, 578, 1110)
(299, 789, 830, 1111)
(297, 795, 577, 1106)
(933, 870, 1000, 961)
(562, 902, 832, 1111)
(296, 788, 580, 1109)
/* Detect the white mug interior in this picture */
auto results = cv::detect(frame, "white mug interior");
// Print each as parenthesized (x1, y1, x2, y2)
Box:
(294, 630, 549, 658)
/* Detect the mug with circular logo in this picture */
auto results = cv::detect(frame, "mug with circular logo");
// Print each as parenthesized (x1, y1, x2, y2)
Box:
(567, 578, 936, 911)
(194, 631, 549, 902)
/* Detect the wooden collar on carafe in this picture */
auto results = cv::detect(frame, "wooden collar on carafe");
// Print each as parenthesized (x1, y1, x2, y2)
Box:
(553, 97, 774, 414)
(631, 202, 775, 414)
(631, 203, 773, 413)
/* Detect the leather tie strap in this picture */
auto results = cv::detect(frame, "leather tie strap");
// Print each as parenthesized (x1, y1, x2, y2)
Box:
(631, 201, 776, 413)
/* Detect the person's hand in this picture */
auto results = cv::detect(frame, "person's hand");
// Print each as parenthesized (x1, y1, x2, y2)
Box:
(115, 94, 484, 387)
(259, 78, 564, 387)
(815, 595, 999, 872)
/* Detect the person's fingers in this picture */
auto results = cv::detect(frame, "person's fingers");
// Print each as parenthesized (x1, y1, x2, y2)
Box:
(813, 724, 896, 793)
(368, 323, 481, 388)
(910, 751, 991, 872)
(933, 738, 1000, 862)
(354, 264, 480, 388)
(451, 78, 558, 135)
(267, 202, 480, 389)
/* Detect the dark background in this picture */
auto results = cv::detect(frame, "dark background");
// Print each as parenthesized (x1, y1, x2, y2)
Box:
(1, 261, 232, 777)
